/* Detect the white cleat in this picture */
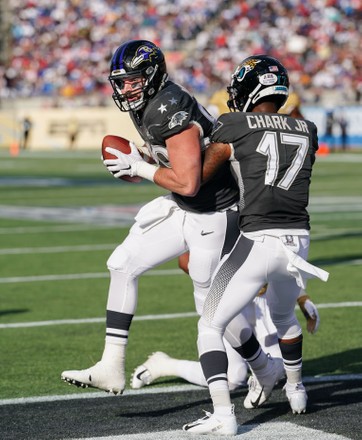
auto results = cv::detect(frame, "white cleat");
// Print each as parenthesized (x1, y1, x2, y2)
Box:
(61, 361, 125, 395)
(244, 356, 279, 409)
(183, 406, 238, 436)
(284, 381, 308, 414)
(131, 351, 171, 389)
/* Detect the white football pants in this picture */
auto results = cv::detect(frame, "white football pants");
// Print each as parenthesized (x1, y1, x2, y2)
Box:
(198, 231, 328, 356)
(106, 195, 239, 317)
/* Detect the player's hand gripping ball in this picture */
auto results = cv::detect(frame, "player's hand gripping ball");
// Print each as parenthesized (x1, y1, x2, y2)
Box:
(101, 135, 143, 183)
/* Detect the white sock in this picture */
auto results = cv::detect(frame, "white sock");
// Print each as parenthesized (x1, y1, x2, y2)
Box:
(209, 380, 232, 409)
(214, 405, 234, 416)
(247, 348, 270, 378)
(101, 340, 126, 371)
(147, 356, 207, 386)
(174, 360, 207, 386)
(285, 368, 302, 384)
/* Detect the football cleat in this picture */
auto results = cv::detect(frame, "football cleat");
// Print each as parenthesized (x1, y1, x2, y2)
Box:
(183, 406, 237, 435)
(61, 361, 125, 395)
(244, 356, 281, 409)
(283, 381, 308, 414)
(131, 351, 171, 389)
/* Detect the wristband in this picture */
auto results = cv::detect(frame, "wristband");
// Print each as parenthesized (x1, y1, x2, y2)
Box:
(132, 161, 159, 182)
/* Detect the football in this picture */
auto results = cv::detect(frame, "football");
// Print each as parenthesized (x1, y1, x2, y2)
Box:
(101, 135, 142, 183)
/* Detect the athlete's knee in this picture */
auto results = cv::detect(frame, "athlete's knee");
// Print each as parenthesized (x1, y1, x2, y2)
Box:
(188, 249, 219, 289)
(271, 311, 301, 340)
(197, 317, 224, 355)
(107, 244, 142, 277)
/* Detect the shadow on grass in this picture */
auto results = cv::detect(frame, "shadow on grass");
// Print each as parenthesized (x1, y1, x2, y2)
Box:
(311, 253, 362, 266)
(0, 308, 29, 318)
(303, 347, 362, 376)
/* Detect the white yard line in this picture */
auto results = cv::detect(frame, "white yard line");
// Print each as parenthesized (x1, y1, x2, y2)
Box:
(0, 311, 198, 329)
(1, 375, 361, 406)
(1, 253, 361, 284)
(0, 303, 360, 330)
(0, 268, 183, 284)
(0, 244, 115, 254)
(0, 224, 113, 234)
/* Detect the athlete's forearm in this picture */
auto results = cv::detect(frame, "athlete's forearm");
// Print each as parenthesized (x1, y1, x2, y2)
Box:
(153, 166, 201, 196)
(202, 142, 231, 183)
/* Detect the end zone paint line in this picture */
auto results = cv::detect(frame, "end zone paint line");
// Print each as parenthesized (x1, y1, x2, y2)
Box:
(67, 422, 350, 440)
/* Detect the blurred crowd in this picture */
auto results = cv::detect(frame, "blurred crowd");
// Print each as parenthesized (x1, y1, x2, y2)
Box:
(1, 0, 361, 107)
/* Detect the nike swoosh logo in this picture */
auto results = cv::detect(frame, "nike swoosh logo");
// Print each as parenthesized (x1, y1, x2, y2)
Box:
(201, 231, 214, 236)
(136, 369, 148, 380)
(184, 417, 210, 431)
(251, 385, 264, 408)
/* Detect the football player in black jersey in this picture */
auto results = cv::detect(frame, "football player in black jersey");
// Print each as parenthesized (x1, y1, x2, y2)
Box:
(183, 56, 329, 435)
(61, 41, 278, 405)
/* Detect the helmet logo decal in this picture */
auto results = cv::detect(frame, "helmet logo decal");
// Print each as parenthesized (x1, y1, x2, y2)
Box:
(260, 73, 278, 85)
(168, 111, 188, 129)
(268, 65, 279, 72)
(131, 45, 158, 68)
(234, 59, 261, 82)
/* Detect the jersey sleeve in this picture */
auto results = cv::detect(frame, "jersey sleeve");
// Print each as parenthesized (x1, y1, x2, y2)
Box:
(210, 113, 239, 144)
(146, 90, 195, 141)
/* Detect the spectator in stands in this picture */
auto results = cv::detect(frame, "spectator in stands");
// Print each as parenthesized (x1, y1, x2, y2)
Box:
(2, 0, 361, 108)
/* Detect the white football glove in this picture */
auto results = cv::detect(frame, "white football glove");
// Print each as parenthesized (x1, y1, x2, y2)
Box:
(103, 142, 159, 182)
(297, 294, 320, 334)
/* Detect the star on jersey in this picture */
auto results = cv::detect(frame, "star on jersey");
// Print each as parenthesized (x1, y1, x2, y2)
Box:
(169, 97, 178, 105)
(158, 103, 167, 114)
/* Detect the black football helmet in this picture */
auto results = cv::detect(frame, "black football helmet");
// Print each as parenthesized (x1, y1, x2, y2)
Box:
(109, 40, 168, 112)
(227, 55, 289, 112)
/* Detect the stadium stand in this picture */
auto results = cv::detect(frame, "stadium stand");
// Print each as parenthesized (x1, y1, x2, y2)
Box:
(0, 0, 361, 106)
(0, 0, 361, 150)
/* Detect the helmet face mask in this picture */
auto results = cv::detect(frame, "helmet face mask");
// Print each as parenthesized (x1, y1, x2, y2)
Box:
(109, 40, 168, 113)
(227, 55, 289, 113)
(111, 75, 146, 112)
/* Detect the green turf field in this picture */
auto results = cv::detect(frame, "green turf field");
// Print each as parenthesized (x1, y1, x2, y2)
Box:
(0, 150, 361, 399)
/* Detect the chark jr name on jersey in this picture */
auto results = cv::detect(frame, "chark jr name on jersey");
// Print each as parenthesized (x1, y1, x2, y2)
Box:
(246, 114, 309, 133)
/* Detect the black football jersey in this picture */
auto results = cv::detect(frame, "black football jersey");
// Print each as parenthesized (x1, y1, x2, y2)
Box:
(211, 112, 319, 232)
(130, 81, 239, 213)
